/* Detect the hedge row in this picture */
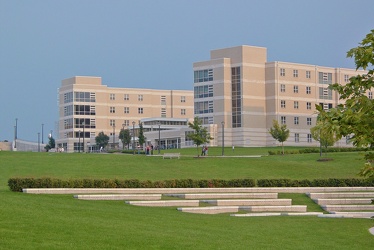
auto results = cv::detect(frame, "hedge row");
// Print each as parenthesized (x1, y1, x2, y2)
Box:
(268, 147, 369, 155)
(9, 177, 374, 192)
(8, 178, 256, 192)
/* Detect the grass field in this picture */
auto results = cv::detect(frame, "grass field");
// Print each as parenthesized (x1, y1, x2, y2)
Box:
(1, 148, 373, 249)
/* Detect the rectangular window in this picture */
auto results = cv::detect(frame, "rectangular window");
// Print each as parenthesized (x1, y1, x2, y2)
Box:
(306, 86, 311, 94)
(368, 92, 373, 100)
(181, 96, 186, 103)
(181, 109, 186, 115)
(138, 107, 143, 114)
(280, 68, 285, 76)
(344, 74, 349, 82)
(138, 95, 143, 101)
(161, 96, 166, 105)
(124, 94, 129, 101)
(74, 92, 96, 102)
(294, 101, 299, 109)
(293, 69, 298, 77)
(194, 69, 213, 83)
(319, 72, 332, 84)
(124, 107, 129, 114)
(293, 85, 299, 93)
(307, 134, 312, 143)
(231, 67, 242, 128)
(281, 116, 286, 125)
(294, 117, 299, 125)
(307, 117, 312, 125)
(281, 100, 286, 108)
(280, 84, 285, 92)
(295, 133, 299, 143)
(306, 102, 311, 110)
(161, 108, 166, 117)
(110, 107, 115, 113)
(110, 119, 115, 127)
(319, 87, 332, 100)
(123, 120, 129, 127)
(110, 93, 115, 100)
(306, 71, 311, 79)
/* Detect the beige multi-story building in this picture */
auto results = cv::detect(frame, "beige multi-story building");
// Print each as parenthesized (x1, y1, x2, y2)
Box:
(193, 45, 367, 147)
(57, 76, 193, 152)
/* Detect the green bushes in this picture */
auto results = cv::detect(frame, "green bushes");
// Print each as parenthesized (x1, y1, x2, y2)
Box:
(8, 177, 256, 192)
(257, 178, 374, 187)
(268, 147, 368, 155)
(8, 177, 374, 192)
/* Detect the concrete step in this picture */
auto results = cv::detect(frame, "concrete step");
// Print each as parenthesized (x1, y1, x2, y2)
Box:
(164, 192, 278, 199)
(231, 212, 323, 217)
(178, 205, 307, 214)
(321, 204, 374, 212)
(313, 198, 373, 205)
(200, 199, 292, 206)
(125, 200, 200, 207)
(74, 194, 162, 200)
(328, 212, 374, 218)
(307, 192, 374, 199)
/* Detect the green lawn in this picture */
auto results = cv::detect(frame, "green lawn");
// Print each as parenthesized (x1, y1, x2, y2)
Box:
(1, 149, 373, 249)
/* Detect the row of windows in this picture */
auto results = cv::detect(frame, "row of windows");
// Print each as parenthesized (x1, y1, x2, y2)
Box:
(64, 92, 96, 103)
(194, 101, 213, 114)
(194, 69, 213, 83)
(65, 105, 96, 116)
(64, 118, 95, 130)
(110, 93, 187, 103)
(280, 84, 333, 99)
(280, 100, 312, 110)
(280, 68, 311, 79)
(293, 133, 313, 143)
(194, 85, 213, 98)
(280, 116, 313, 126)
(115, 107, 187, 116)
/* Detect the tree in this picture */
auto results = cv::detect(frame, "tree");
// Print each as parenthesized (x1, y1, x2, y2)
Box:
(310, 112, 339, 156)
(187, 117, 213, 157)
(318, 30, 374, 177)
(269, 119, 290, 155)
(44, 136, 55, 152)
(138, 122, 145, 149)
(95, 131, 109, 149)
(119, 128, 131, 150)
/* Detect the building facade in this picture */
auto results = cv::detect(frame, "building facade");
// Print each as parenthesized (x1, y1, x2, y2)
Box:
(193, 45, 367, 147)
(57, 76, 194, 152)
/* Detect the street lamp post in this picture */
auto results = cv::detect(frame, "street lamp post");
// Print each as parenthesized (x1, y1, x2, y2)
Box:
(221, 121, 225, 156)
(42, 123, 44, 144)
(112, 125, 115, 149)
(158, 122, 161, 155)
(78, 130, 81, 153)
(15, 118, 18, 148)
(82, 122, 85, 152)
(132, 121, 136, 155)
(38, 132, 40, 152)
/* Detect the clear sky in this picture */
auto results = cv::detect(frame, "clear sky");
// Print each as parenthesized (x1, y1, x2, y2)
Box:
(0, 0, 373, 142)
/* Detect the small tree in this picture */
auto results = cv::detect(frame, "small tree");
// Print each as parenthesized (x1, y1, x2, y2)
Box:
(44, 136, 55, 152)
(95, 131, 109, 149)
(138, 122, 145, 149)
(187, 117, 213, 157)
(269, 119, 290, 155)
(119, 128, 131, 149)
(310, 112, 338, 156)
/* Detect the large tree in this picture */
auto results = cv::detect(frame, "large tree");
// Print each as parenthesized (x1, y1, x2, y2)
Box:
(269, 119, 290, 155)
(187, 117, 213, 157)
(318, 30, 374, 177)
(138, 122, 146, 149)
(95, 131, 109, 149)
(119, 128, 131, 149)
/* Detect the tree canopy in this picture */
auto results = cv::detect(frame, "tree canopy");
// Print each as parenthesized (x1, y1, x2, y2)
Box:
(138, 122, 145, 148)
(310, 113, 339, 156)
(187, 117, 213, 157)
(269, 119, 289, 155)
(95, 131, 109, 149)
(119, 128, 131, 149)
(316, 30, 374, 177)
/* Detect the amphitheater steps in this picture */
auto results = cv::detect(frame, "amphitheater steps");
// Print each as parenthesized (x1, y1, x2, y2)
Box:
(321, 205, 374, 212)
(200, 199, 291, 206)
(307, 192, 374, 199)
(313, 198, 373, 205)
(74, 194, 162, 200)
(125, 200, 200, 207)
(178, 205, 307, 214)
(164, 193, 278, 199)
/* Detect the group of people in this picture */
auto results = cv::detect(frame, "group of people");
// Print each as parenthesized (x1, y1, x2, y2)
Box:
(145, 145, 154, 155)
(201, 145, 209, 156)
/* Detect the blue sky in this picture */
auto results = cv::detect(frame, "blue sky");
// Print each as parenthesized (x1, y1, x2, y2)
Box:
(1, 0, 373, 142)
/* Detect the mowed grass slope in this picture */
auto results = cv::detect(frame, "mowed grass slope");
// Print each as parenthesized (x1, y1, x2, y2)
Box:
(1, 149, 373, 249)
